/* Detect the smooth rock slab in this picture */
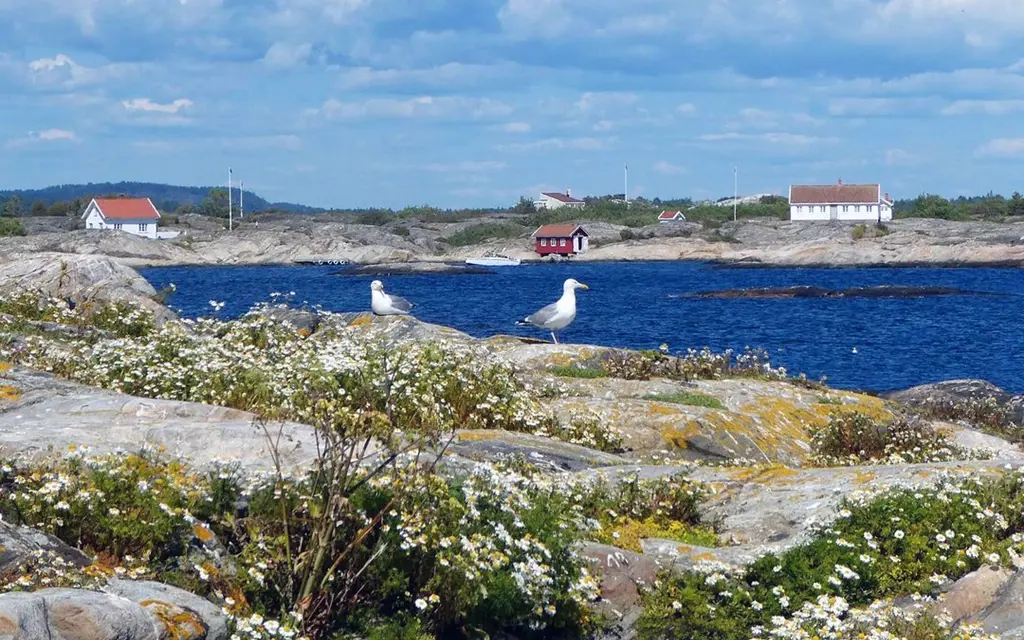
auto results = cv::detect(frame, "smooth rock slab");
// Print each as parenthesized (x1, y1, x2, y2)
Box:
(0, 365, 316, 474)
(0, 581, 228, 640)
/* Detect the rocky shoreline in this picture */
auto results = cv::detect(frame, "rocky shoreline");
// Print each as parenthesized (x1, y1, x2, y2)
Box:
(3, 216, 1024, 269)
(3, 252, 1024, 639)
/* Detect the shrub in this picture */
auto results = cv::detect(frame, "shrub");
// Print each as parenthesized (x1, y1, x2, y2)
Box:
(851, 224, 867, 240)
(644, 391, 724, 410)
(600, 346, 787, 383)
(391, 225, 411, 237)
(808, 412, 981, 466)
(0, 218, 25, 237)
(637, 471, 1024, 640)
(442, 223, 525, 247)
(914, 395, 1022, 442)
(547, 365, 607, 379)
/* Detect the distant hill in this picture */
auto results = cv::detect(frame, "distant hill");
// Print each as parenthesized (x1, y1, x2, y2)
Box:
(0, 181, 325, 214)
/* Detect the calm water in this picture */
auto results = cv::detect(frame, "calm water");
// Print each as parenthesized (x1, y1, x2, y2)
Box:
(138, 262, 1024, 394)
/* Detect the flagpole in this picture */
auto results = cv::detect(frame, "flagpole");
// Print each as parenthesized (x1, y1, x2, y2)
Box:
(240, 180, 244, 219)
(624, 163, 628, 207)
(228, 167, 233, 231)
(733, 165, 738, 222)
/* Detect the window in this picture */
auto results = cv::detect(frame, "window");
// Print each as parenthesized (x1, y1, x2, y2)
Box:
(113, 223, 122, 230)
(540, 238, 547, 247)
(560, 239, 567, 247)
(139, 224, 148, 231)
(842, 206, 849, 213)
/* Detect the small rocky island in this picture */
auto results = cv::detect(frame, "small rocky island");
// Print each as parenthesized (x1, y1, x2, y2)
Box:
(1, 253, 1023, 640)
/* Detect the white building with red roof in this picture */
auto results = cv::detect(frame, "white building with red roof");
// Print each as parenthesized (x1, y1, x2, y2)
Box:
(533, 189, 585, 210)
(81, 197, 162, 239)
(658, 210, 686, 223)
(788, 179, 893, 222)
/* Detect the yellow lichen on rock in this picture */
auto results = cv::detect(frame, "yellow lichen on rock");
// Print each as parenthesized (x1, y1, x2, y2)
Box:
(0, 385, 21, 402)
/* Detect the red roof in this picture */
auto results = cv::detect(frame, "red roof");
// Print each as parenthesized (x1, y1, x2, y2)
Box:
(92, 198, 161, 220)
(790, 184, 880, 205)
(540, 192, 584, 204)
(658, 210, 684, 220)
(532, 224, 588, 238)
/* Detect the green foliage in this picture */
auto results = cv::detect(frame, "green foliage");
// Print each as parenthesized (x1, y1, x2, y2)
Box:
(638, 472, 1024, 640)
(1, 196, 22, 218)
(851, 224, 867, 240)
(391, 225, 411, 237)
(547, 365, 607, 379)
(442, 222, 526, 247)
(643, 391, 724, 410)
(0, 217, 26, 236)
(582, 471, 714, 553)
(599, 347, 787, 383)
(808, 412, 980, 466)
(912, 395, 1022, 442)
(0, 289, 155, 338)
(0, 449, 240, 563)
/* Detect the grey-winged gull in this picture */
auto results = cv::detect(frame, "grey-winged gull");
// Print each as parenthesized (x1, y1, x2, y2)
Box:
(516, 278, 589, 343)
(370, 280, 414, 316)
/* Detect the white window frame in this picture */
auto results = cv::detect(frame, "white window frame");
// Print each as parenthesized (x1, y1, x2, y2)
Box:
(139, 223, 148, 231)
(540, 238, 547, 247)
(560, 238, 567, 247)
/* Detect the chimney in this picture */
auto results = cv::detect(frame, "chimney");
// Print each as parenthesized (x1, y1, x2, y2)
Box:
(566, 188, 571, 197)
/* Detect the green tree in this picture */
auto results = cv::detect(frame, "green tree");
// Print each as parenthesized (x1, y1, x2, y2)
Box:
(910, 194, 958, 220)
(199, 188, 229, 217)
(30, 200, 47, 216)
(1009, 192, 1024, 217)
(511, 196, 536, 215)
(2, 195, 22, 217)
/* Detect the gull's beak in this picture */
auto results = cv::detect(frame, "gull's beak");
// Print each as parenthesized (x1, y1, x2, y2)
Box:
(578, 283, 589, 290)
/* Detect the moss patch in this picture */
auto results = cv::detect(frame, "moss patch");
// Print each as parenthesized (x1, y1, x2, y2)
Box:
(595, 517, 719, 553)
(547, 365, 607, 379)
(645, 391, 724, 410)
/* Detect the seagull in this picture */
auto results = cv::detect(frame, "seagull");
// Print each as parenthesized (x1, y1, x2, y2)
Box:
(516, 278, 589, 344)
(370, 280, 414, 316)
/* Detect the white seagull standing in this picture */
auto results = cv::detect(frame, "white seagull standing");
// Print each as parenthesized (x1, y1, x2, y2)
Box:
(370, 280, 414, 316)
(517, 278, 589, 343)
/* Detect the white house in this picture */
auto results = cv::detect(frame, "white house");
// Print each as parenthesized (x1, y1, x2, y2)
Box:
(82, 197, 161, 239)
(789, 180, 894, 222)
(658, 210, 686, 223)
(533, 190, 586, 210)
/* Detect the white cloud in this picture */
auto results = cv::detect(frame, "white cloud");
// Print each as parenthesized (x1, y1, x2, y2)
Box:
(827, 97, 936, 117)
(976, 138, 1024, 158)
(653, 160, 687, 175)
(122, 98, 193, 114)
(884, 148, 919, 166)
(307, 96, 513, 120)
(676, 103, 697, 116)
(941, 99, 1024, 115)
(261, 42, 314, 69)
(498, 0, 572, 38)
(502, 121, 532, 133)
(27, 53, 140, 88)
(575, 91, 638, 113)
(6, 128, 80, 148)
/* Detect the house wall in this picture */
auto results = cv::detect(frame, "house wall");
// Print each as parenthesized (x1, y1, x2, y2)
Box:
(789, 203, 893, 222)
(533, 195, 585, 210)
(534, 233, 588, 255)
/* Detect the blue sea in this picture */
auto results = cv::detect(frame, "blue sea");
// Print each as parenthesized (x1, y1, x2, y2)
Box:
(138, 262, 1024, 394)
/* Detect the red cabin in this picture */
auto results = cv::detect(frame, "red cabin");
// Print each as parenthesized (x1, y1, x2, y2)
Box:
(532, 224, 589, 256)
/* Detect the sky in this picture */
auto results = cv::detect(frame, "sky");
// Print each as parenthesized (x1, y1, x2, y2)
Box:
(1, 0, 1024, 209)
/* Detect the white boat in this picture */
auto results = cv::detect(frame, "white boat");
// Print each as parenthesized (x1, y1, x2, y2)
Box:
(465, 255, 521, 267)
